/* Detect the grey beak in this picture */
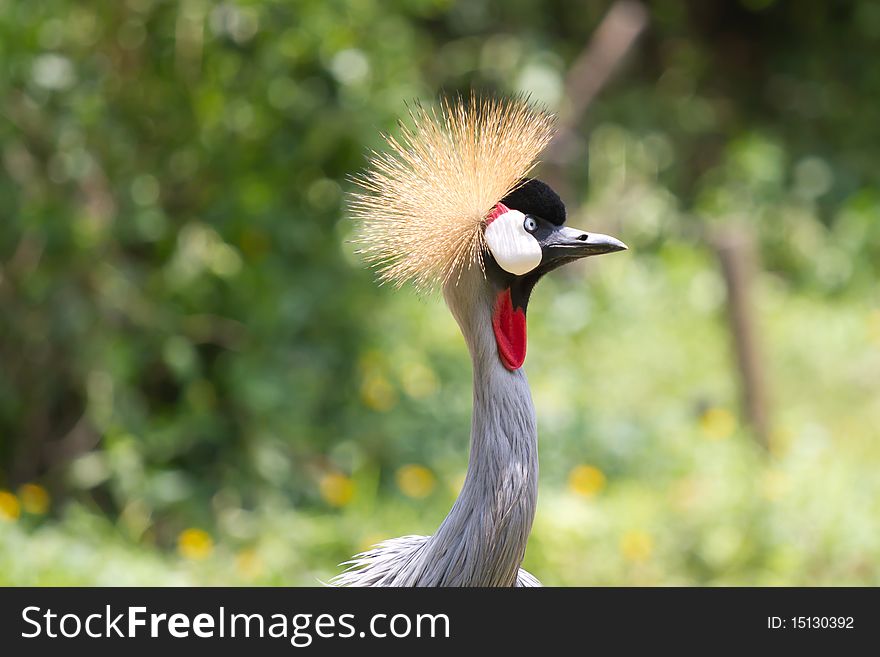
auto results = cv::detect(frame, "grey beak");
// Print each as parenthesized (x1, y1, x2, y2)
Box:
(543, 226, 628, 260)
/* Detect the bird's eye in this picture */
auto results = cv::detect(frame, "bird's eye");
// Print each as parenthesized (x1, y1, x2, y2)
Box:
(523, 216, 537, 233)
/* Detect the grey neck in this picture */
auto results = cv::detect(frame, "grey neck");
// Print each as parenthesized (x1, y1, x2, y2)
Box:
(410, 269, 539, 586)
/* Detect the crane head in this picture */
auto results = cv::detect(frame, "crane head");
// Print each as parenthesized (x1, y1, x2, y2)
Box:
(351, 94, 557, 293)
(483, 178, 626, 370)
(350, 95, 626, 372)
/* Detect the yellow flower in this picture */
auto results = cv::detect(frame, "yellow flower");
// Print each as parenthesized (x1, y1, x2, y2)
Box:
(177, 528, 214, 560)
(396, 464, 436, 499)
(235, 548, 264, 580)
(319, 472, 355, 507)
(0, 490, 20, 522)
(360, 373, 397, 411)
(400, 361, 439, 400)
(620, 529, 654, 563)
(699, 407, 736, 441)
(18, 483, 50, 515)
(568, 464, 606, 498)
(359, 351, 398, 411)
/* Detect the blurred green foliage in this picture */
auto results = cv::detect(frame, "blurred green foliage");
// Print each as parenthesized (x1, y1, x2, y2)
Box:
(1, 0, 879, 585)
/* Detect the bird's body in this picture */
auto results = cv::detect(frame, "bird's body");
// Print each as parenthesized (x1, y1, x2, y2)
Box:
(332, 537, 542, 587)
(335, 265, 540, 586)
(335, 95, 626, 586)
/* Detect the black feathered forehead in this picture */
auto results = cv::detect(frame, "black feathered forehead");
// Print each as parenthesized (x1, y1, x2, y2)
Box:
(501, 178, 566, 226)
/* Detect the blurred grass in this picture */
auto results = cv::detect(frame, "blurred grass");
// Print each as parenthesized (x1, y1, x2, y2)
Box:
(4, 242, 879, 585)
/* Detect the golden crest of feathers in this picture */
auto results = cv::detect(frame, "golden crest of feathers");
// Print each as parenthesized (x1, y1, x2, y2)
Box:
(350, 94, 557, 291)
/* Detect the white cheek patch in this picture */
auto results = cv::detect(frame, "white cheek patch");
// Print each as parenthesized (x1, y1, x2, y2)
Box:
(484, 209, 542, 276)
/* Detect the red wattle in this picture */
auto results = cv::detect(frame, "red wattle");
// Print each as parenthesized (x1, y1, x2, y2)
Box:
(492, 288, 527, 371)
(485, 202, 510, 226)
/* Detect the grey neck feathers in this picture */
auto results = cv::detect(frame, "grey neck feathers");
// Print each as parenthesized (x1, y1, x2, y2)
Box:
(406, 268, 539, 586)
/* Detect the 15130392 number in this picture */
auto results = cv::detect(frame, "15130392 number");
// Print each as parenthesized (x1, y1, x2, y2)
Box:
(768, 616, 854, 630)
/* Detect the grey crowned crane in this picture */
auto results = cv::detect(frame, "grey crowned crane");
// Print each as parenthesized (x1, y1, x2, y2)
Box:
(334, 96, 626, 586)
